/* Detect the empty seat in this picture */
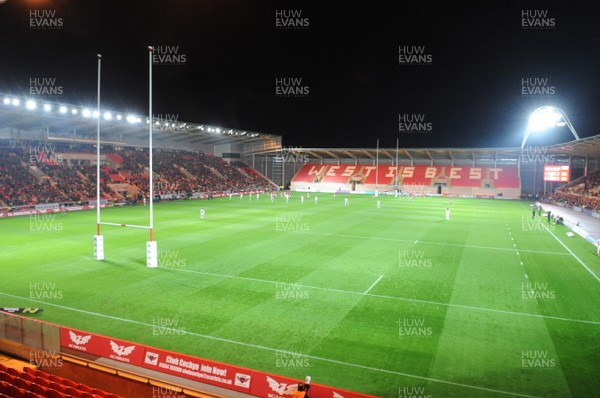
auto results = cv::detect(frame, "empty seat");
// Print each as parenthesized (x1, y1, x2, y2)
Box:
(6, 367, 21, 377)
(24, 392, 42, 398)
(22, 367, 36, 377)
(7, 384, 26, 398)
(20, 372, 36, 383)
(14, 376, 31, 389)
(61, 377, 78, 388)
(46, 389, 67, 398)
(77, 383, 94, 393)
(29, 383, 47, 396)
(50, 381, 67, 393)
(0, 372, 14, 384)
(0, 364, 7, 373)
(35, 377, 51, 388)
(92, 388, 110, 397)
(66, 386, 83, 397)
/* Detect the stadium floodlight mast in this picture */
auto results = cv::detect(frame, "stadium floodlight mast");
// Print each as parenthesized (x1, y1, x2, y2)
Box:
(521, 106, 580, 149)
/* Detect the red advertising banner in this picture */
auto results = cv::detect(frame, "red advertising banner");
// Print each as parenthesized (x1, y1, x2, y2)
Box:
(60, 327, 146, 367)
(250, 371, 379, 398)
(60, 326, 379, 397)
(140, 346, 253, 393)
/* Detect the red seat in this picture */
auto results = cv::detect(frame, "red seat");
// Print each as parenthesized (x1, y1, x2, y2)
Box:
(20, 372, 36, 383)
(62, 377, 78, 388)
(6, 367, 21, 377)
(92, 388, 109, 397)
(81, 393, 100, 398)
(22, 368, 36, 377)
(50, 381, 66, 393)
(35, 370, 51, 380)
(66, 386, 83, 397)
(47, 389, 67, 398)
(77, 383, 94, 393)
(7, 384, 26, 398)
(29, 383, 47, 396)
(35, 377, 51, 388)
(24, 392, 42, 398)
(14, 376, 31, 389)
(0, 364, 7, 373)
(0, 381, 8, 394)
(0, 372, 14, 384)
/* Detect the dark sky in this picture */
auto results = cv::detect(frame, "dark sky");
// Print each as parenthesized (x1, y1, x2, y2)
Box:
(1, 0, 599, 149)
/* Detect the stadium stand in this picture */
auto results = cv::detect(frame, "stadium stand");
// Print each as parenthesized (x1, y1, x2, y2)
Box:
(0, 139, 276, 210)
(291, 163, 521, 198)
(552, 170, 600, 211)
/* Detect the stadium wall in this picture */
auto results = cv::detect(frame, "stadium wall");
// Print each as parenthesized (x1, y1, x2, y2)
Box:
(0, 312, 379, 398)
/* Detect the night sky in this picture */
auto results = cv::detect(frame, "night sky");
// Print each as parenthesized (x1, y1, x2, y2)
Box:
(1, 0, 599, 149)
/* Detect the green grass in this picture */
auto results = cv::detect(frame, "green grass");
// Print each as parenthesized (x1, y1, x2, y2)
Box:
(1, 194, 600, 397)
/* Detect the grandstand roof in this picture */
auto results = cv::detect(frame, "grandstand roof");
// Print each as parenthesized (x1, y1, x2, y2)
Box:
(0, 93, 281, 151)
(255, 135, 600, 164)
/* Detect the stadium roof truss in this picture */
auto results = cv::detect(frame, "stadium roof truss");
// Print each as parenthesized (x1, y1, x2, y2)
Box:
(252, 137, 600, 167)
(0, 93, 281, 153)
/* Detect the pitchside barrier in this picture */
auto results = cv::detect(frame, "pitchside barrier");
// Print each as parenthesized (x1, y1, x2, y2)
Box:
(0, 312, 379, 398)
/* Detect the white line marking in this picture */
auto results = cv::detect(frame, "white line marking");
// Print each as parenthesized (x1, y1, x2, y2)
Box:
(0, 291, 542, 398)
(364, 275, 384, 294)
(538, 220, 600, 283)
(290, 230, 569, 256)
(160, 269, 600, 325)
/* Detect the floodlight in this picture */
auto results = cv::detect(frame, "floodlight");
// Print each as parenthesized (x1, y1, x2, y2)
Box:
(521, 106, 580, 149)
(25, 100, 36, 110)
(126, 115, 140, 123)
(3, 98, 10, 105)
(43, 104, 52, 112)
(82, 108, 92, 117)
(103, 112, 112, 120)
(59, 106, 68, 114)
(11, 99, 20, 106)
